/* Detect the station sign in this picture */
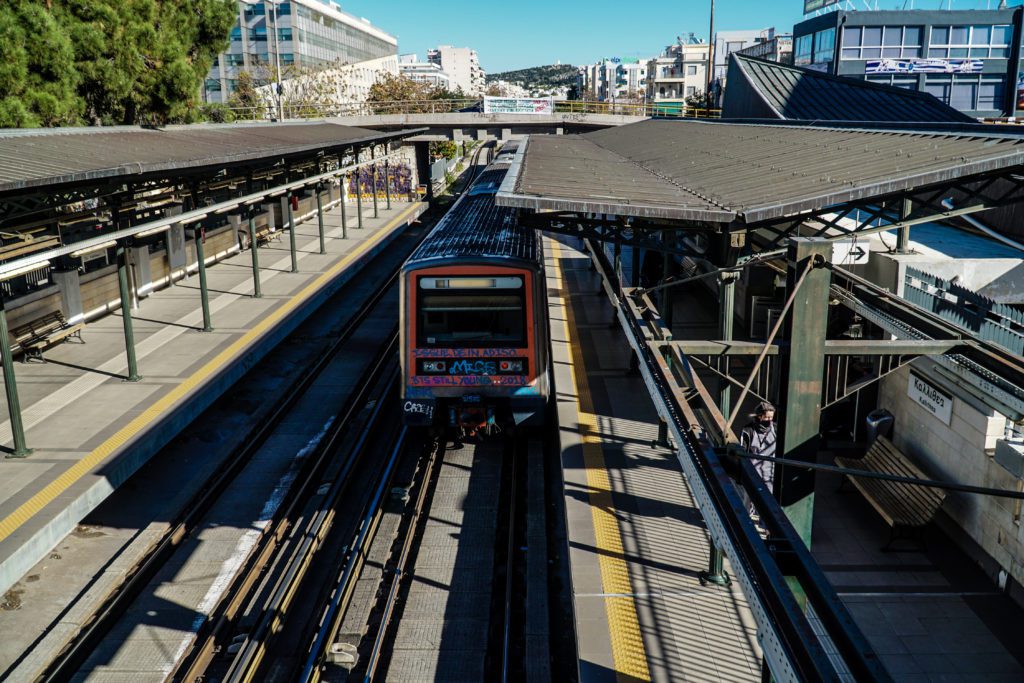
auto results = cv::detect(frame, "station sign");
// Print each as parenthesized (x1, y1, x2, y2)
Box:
(866, 58, 983, 74)
(804, 0, 839, 12)
(908, 371, 953, 426)
(831, 239, 870, 266)
(483, 97, 554, 115)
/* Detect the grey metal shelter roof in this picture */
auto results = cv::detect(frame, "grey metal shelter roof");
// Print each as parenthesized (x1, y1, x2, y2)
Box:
(0, 121, 415, 196)
(496, 118, 1024, 224)
(723, 54, 973, 124)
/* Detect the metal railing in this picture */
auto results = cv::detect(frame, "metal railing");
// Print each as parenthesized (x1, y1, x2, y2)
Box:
(904, 266, 1024, 356)
(225, 99, 721, 121)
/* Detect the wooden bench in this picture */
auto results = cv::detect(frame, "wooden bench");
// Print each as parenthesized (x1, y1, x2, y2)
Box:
(835, 435, 946, 551)
(11, 311, 85, 361)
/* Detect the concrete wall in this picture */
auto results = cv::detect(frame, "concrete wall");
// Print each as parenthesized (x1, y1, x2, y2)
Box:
(878, 362, 1023, 595)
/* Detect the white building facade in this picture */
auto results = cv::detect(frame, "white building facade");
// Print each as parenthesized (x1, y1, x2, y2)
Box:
(646, 38, 710, 110)
(427, 46, 486, 96)
(580, 59, 649, 101)
(204, 0, 397, 104)
(399, 53, 452, 89)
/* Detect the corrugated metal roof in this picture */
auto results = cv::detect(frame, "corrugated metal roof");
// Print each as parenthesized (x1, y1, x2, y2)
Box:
(407, 165, 538, 266)
(0, 121, 417, 195)
(497, 118, 1024, 224)
(724, 54, 974, 123)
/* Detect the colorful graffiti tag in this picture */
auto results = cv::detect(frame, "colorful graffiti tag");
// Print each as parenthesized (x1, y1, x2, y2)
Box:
(349, 162, 413, 200)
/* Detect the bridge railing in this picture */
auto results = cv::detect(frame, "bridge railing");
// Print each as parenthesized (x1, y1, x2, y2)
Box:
(225, 99, 721, 121)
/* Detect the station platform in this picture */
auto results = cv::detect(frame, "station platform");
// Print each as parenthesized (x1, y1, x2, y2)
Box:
(0, 199, 426, 604)
(546, 235, 762, 683)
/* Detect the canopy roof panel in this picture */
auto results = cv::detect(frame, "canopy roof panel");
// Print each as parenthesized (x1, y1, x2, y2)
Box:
(497, 119, 1024, 224)
(0, 121, 416, 195)
(724, 54, 974, 124)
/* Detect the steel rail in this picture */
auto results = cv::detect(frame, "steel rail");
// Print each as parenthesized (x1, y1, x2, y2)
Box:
(361, 437, 447, 682)
(499, 438, 522, 683)
(297, 426, 410, 682)
(174, 324, 401, 681)
(220, 352, 401, 683)
(40, 262, 404, 683)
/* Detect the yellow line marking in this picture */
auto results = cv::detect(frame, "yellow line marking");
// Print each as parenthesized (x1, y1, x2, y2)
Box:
(0, 203, 423, 544)
(550, 239, 651, 683)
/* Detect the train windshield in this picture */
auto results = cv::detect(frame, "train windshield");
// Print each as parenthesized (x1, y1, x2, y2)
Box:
(418, 292, 525, 347)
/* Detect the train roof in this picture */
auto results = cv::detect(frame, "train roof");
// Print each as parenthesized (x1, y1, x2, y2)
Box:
(404, 163, 539, 269)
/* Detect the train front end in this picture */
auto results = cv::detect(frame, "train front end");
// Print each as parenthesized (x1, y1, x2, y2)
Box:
(401, 261, 548, 434)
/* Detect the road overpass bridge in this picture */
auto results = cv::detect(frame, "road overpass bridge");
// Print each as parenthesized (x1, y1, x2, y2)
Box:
(325, 111, 647, 141)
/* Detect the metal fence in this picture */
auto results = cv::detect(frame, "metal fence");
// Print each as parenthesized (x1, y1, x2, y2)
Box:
(904, 266, 1024, 355)
(225, 99, 721, 121)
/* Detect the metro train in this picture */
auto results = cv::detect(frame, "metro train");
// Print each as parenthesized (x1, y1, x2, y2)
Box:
(400, 144, 549, 434)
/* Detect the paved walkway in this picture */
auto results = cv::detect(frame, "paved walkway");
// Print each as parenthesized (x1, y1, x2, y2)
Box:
(0, 199, 425, 603)
(548, 236, 762, 683)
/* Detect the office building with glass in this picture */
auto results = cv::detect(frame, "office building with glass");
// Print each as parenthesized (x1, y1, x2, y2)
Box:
(204, 0, 397, 104)
(792, 7, 1023, 118)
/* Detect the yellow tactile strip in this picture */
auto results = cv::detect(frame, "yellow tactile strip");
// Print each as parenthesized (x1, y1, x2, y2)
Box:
(0, 203, 422, 545)
(550, 238, 652, 682)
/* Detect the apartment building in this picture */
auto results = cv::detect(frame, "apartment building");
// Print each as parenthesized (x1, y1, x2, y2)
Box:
(427, 46, 486, 96)
(646, 37, 710, 110)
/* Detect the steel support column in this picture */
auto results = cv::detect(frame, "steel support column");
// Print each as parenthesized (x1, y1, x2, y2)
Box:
(117, 241, 141, 382)
(316, 185, 326, 255)
(385, 157, 392, 210)
(356, 162, 364, 229)
(777, 237, 831, 547)
(0, 299, 31, 458)
(194, 228, 213, 332)
(286, 191, 298, 272)
(662, 245, 674, 330)
(702, 271, 737, 586)
(247, 208, 262, 298)
(896, 198, 913, 254)
(340, 176, 349, 239)
(371, 146, 379, 219)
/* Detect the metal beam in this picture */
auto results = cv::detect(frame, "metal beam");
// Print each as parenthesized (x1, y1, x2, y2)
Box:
(193, 227, 213, 332)
(316, 184, 326, 255)
(777, 238, 831, 549)
(116, 241, 141, 382)
(666, 339, 960, 356)
(247, 207, 262, 299)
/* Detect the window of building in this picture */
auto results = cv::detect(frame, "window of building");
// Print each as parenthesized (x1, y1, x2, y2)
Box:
(281, 53, 295, 64)
(842, 25, 922, 59)
(929, 24, 1011, 58)
(686, 86, 696, 96)
(865, 74, 918, 90)
(687, 64, 698, 75)
(205, 79, 222, 92)
(230, 26, 243, 41)
(226, 53, 245, 66)
(278, 28, 292, 41)
(795, 33, 813, 65)
(924, 74, 1005, 110)
(248, 26, 267, 41)
(243, 2, 264, 18)
(813, 27, 836, 64)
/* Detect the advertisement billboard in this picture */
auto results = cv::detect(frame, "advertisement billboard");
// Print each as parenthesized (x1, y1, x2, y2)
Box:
(865, 58, 983, 74)
(804, 0, 840, 13)
(483, 97, 555, 115)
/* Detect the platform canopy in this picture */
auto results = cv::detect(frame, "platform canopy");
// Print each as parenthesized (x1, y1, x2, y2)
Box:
(722, 54, 974, 124)
(0, 121, 415, 196)
(496, 118, 1024, 228)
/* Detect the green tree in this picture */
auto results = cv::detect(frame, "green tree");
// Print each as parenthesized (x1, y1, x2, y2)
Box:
(0, 0, 235, 127)
(0, 1, 81, 127)
(367, 73, 468, 113)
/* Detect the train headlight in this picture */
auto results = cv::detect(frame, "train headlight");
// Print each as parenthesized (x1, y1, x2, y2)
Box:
(499, 360, 524, 373)
(422, 360, 447, 373)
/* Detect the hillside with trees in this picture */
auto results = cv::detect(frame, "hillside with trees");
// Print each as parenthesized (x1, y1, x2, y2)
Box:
(0, 0, 236, 127)
(486, 64, 577, 90)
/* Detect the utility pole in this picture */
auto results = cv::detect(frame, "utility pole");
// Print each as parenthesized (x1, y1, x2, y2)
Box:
(707, 0, 716, 101)
(271, 0, 284, 120)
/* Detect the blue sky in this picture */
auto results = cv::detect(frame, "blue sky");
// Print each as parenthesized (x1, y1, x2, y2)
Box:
(336, 0, 1023, 73)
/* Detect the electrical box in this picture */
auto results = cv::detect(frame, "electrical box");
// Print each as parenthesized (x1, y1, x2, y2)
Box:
(994, 438, 1024, 478)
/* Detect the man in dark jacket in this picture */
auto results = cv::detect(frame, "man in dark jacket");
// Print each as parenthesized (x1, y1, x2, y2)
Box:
(740, 401, 777, 513)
